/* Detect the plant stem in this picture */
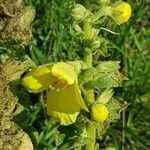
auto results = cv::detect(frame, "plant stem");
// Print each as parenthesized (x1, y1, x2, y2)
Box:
(82, 5, 96, 147)
(83, 48, 96, 150)
(83, 18, 92, 40)
(92, 6, 112, 22)
(86, 123, 96, 150)
(83, 48, 92, 69)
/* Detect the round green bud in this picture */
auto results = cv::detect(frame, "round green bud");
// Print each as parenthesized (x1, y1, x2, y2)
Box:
(71, 4, 87, 21)
(91, 37, 101, 49)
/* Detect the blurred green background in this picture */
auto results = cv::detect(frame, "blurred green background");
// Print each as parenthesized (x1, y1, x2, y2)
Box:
(1, 0, 150, 149)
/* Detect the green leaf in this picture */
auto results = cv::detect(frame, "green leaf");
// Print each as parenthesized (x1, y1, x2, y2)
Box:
(78, 67, 95, 85)
(95, 61, 120, 73)
(96, 88, 114, 104)
(96, 122, 108, 136)
(80, 61, 126, 90)
(107, 99, 127, 121)
(98, 40, 108, 57)
(84, 71, 123, 89)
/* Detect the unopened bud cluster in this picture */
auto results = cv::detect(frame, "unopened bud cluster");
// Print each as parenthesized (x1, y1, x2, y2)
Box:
(71, 4, 89, 21)
(71, 1, 131, 52)
(71, 4, 101, 50)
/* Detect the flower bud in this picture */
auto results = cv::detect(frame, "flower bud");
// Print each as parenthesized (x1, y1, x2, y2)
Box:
(83, 27, 99, 40)
(91, 103, 108, 122)
(112, 2, 131, 24)
(71, 4, 88, 21)
(91, 37, 101, 49)
(72, 22, 82, 33)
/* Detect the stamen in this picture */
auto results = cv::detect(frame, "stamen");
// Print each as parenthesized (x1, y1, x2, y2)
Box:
(49, 79, 68, 92)
(56, 89, 60, 92)
(51, 87, 55, 90)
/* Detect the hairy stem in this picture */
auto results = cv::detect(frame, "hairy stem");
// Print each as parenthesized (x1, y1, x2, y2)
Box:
(86, 123, 96, 150)
(92, 6, 112, 22)
(82, 3, 96, 147)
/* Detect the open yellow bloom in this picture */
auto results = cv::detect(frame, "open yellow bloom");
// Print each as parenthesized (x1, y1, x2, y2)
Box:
(112, 2, 131, 24)
(91, 103, 108, 122)
(22, 62, 88, 125)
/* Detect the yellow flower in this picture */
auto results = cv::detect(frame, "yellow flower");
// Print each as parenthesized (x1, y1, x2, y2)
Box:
(22, 62, 88, 125)
(91, 103, 108, 122)
(112, 2, 131, 24)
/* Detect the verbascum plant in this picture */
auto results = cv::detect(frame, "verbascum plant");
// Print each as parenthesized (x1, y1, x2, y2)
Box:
(21, 0, 131, 149)
(70, 0, 131, 149)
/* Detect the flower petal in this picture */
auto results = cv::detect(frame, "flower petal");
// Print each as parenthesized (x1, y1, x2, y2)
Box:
(52, 62, 76, 85)
(47, 82, 88, 125)
(51, 111, 79, 126)
(113, 2, 131, 24)
(22, 64, 55, 93)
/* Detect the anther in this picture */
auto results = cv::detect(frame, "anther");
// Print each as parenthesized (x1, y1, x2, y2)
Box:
(51, 87, 55, 90)
(49, 85, 52, 88)
(56, 89, 60, 92)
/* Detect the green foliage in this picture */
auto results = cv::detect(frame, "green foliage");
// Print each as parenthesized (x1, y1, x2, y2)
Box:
(100, 0, 150, 149)
(24, 0, 79, 64)
(97, 88, 113, 104)
(78, 67, 95, 85)
(0, 0, 149, 150)
(106, 98, 125, 121)
(84, 71, 122, 89)
(95, 61, 120, 72)
(81, 61, 125, 90)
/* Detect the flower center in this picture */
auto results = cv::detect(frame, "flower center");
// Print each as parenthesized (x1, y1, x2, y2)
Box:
(49, 79, 68, 92)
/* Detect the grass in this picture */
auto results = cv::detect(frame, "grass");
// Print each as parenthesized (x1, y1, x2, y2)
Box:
(1, 0, 150, 149)
(102, 0, 150, 149)
(24, 0, 79, 65)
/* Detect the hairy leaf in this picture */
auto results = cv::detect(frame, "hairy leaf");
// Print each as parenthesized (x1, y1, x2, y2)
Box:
(96, 88, 114, 104)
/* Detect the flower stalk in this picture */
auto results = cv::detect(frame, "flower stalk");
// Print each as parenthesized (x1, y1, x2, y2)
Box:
(86, 123, 96, 150)
(92, 6, 112, 22)
(83, 49, 96, 150)
(82, 1, 96, 148)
